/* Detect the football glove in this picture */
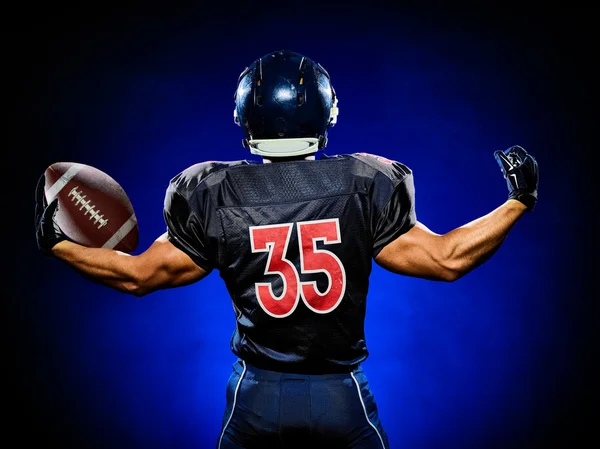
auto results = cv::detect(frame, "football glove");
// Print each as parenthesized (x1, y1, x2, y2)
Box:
(35, 174, 68, 254)
(494, 145, 539, 211)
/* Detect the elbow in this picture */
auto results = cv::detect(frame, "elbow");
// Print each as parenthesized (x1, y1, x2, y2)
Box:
(431, 261, 461, 282)
(439, 250, 493, 282)
(435, 237, 473, 282)
(127, 279, 156, 297)
(437, 252, 470, 282)
(127, 284, 151, 297)
(122, 271, 155, 297)
(438, 266, 466, 282)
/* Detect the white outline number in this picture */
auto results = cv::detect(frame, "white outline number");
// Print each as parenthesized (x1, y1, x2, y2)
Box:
(249, 218, 346, 318)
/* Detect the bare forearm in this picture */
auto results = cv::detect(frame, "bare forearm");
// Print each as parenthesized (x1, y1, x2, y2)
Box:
(52, 240, 141, 294)
(50, 236, 206, 296)
(443, 199, 527, 277)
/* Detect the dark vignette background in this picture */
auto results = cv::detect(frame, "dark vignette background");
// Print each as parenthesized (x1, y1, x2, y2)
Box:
(5, 2, 597, 449)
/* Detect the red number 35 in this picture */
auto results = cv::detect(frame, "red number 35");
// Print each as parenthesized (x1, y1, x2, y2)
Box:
(249, 218, 347, 318)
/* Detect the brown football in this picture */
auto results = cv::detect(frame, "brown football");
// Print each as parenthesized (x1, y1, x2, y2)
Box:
(44, 162, 139, 253)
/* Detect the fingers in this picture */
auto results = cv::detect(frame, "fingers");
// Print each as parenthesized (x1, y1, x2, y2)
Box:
(34, 174, 47, 226)
(494, 150, 514, 174)
(506, 145, 528, 167)
(507, 145, 528, 160)
(39, 199, 60, 239)
(35, 174, 47, 207)
(526, 153, 538, 170)
(44, 198, 60, 219)
(495, 145, 532, 174)
(523, 155, 539, 181)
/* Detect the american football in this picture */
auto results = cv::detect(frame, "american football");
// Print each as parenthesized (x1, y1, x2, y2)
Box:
(44, 162, 139, 253)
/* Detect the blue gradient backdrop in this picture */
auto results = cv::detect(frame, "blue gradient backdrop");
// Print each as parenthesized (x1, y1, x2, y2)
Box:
(8, 4, 596, 449)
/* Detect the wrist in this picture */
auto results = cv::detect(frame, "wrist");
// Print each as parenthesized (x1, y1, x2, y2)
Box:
(506, 198, 527, 207)
(508, 191, 536, 211)
(50, 239, 78, 259)
(505, 198, 529, 213)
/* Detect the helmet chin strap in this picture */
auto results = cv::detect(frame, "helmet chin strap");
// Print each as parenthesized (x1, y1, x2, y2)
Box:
(247, 138, 320, 157)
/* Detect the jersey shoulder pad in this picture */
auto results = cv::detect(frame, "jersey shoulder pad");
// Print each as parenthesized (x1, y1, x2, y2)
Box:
(349, 152, 412, 183)
(169, 160, 250, 197)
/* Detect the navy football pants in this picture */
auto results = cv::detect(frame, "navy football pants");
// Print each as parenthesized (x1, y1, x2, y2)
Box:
(217, 359, 390, 449)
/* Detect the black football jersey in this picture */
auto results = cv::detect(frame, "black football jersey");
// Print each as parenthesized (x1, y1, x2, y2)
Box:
(163, 153, 416, 373)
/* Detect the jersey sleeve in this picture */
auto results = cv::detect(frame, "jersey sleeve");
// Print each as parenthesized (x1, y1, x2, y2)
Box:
(163, 166, 215, 272)
(371, 171, 416, 257)
(353, 153, 417, 257)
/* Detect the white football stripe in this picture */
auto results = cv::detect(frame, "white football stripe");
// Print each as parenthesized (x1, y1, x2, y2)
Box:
(46, 164, 83, 201)
(102, 213, 137, 249)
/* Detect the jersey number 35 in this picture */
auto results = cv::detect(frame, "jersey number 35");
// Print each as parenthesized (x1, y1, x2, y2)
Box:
(249, 218, 346, 318)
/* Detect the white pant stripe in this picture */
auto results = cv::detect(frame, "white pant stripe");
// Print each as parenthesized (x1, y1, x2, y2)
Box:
(350, 371, 386, 449)
(217, 360, 247, 449)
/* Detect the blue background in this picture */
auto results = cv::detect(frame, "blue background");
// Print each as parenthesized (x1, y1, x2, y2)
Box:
(7, 3, 597, 449)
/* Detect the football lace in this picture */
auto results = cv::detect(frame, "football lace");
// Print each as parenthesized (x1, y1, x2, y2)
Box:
(68, 187, 109, 229)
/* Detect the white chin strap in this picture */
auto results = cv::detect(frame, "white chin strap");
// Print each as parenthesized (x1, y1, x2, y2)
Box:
(248, 138, 320, 157)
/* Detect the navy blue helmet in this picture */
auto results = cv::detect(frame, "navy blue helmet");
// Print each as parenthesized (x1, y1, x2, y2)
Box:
(233, 50, 339, 157)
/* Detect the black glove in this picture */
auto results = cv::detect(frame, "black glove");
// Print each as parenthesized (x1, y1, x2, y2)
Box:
(35, 174, 68, 254)
(494, 145, 539, 211)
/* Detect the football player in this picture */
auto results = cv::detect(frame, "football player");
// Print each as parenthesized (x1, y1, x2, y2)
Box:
(35, 50, 539, 449)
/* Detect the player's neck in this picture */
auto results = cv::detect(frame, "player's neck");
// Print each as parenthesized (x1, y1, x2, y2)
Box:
(262, 155, 316, 164)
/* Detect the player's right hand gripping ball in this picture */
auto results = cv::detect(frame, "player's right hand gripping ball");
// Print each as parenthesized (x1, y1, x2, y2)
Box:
(494, 145, 539, 211)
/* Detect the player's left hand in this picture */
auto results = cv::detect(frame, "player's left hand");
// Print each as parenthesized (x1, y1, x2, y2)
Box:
(35, 174, 68, 254)
(494, 145, 539, 211)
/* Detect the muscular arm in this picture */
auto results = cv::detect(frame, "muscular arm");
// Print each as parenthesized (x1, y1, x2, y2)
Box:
(375, 199, 527, 282)
(51, 233, 208, 296)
